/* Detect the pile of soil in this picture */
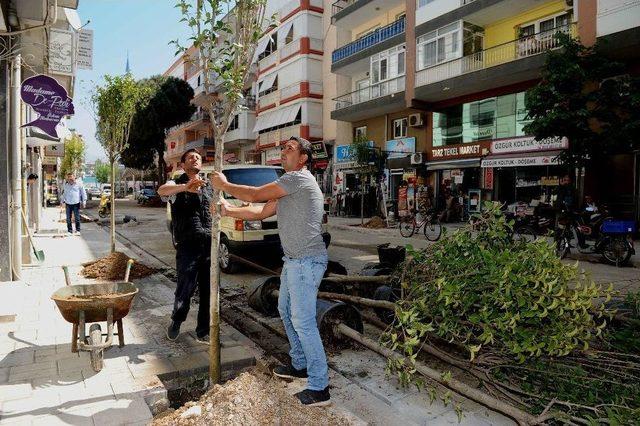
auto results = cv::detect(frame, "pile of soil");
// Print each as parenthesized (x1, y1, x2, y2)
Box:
(153, 371, 353, 426)
(362, 216, 386, 229)
(82, 252, 156, 281)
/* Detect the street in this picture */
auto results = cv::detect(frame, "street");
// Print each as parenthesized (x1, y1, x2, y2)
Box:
(89, 198, 640, 296)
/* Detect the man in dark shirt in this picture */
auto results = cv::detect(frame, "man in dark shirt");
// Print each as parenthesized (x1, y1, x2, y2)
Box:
(158, 149, 211, 344)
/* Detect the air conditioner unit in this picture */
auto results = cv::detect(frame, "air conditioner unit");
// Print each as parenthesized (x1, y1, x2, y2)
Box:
(408, 113, 424, 127)
(410, 153, 424, 165)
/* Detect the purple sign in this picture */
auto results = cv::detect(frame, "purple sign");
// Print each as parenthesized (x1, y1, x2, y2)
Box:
(20, 74, 74, 138)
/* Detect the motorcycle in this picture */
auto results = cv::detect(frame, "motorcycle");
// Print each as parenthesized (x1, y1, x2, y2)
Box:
(98, 194, 111, 218)
(554, 206, 635, 266)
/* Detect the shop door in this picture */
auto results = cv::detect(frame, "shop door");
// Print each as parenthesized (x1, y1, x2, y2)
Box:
(496, 168, 516, 204)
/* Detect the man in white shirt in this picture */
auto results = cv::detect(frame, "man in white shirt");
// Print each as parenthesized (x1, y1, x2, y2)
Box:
(61, 173, 86, 234)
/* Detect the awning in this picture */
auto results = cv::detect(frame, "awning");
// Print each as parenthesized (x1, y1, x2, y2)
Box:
(258, 71, 277, 93)
(426, 158, 481, 171)
(63, 7, 82, 30)
(252, 35, 271, 63)
(386, 155, 411, 169)
(25, 125, 67, 147)
(278, 20, 294, 44)
(253, 104, 301, 133)
(481, 150, 563, 168)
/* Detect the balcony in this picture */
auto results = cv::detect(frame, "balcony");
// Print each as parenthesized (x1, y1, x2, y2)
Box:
(224, 110, 257, 144)
(332, 0, 404, 28)
(332, 75, 406, 122)
(258, 52, 278, 72)
(167, 110, 210, 135)
(415, 23, 577, 103)
(332, 17, 405, 72)
(184, 137, 214, 151)
(258, 81, 323, 112)
(258, 124, 322, 148)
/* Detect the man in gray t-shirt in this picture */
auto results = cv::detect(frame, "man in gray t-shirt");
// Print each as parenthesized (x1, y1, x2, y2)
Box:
(210, 137, 331, 407)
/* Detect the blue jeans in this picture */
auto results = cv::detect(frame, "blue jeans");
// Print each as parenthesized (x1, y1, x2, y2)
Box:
(278, 253, 329, 391)
(65, 203, 80, 232)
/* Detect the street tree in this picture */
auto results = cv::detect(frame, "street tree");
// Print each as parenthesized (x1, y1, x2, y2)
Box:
(59, 133, 86, 178)
(92, 74, 150, 253)
(524, 33, 640, 194)
(94, 160, 111, 184)
(121, 76, 196, 181)
(173, 0, 270, 383)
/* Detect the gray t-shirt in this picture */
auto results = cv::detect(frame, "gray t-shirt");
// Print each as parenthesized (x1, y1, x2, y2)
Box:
(275, 169, 327, 259)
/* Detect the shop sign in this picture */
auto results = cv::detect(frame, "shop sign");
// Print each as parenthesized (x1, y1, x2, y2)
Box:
(49, 28, 75, 75)
(386, 137, 416, 159)
(21, 74, 75, 138)
(484, 168, 494, 190)
(42, 156, 58, 166)
(432, 144, 482, 159)
(490, 136, 568, 154)
(335, 141, 373, 163)
(265, 147, 282, 163)
(481, 154, 560, 168)
(76, 29, 94, 70)
(541, 176, 560, 186)
(44, 144, 65, 158)
(311, 142, 328, 160)
(224, 153, 240, 164)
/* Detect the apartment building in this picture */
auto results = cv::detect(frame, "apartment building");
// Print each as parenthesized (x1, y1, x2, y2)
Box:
(253, 0, 327, 182)
(328, 0, 640, 218)
(163, 42, 258, 173)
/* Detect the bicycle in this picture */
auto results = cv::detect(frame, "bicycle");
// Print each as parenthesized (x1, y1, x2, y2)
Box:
(398, 208, 442, 241)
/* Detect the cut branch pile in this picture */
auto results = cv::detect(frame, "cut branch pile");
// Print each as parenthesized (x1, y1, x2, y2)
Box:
(381, 204, 639, 424)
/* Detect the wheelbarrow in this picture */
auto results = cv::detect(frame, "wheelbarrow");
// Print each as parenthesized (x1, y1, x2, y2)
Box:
(51, 260, 139, 372)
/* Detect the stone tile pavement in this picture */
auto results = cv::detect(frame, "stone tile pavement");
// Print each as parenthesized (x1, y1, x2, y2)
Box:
(0, 208, 259, 425)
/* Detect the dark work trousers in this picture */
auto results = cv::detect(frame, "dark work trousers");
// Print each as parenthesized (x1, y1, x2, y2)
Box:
(65, 203, 81, 232)
(171, 237, 211, 338)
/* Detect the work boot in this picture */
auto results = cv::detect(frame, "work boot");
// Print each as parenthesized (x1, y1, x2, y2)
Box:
(166, 321, 181, 341)
(295, 387, 331, 407)
(273, 363, 308, 380)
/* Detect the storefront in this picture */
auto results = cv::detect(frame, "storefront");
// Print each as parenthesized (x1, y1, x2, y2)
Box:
(332, 141, 381, 217)
(481, 136, 569, 206)
(426, 141, 492, 211)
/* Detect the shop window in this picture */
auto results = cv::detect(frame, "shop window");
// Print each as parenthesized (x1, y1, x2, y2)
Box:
(393, 118, 407, 139)
(354, 126, 367, 141)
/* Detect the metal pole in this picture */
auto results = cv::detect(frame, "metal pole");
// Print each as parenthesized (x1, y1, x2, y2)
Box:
(10, 54, 22, 280)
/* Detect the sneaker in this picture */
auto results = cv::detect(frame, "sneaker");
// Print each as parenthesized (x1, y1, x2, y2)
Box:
(166, 321, 181, 341)
(74, 231, 81, 235)
(195, 334, 210, 344)
(273, 363, 308, 380)
(295, 387, 331, 407)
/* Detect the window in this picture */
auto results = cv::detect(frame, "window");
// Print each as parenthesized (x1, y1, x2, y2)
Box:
(354, 126, 367, 140)
(370, 44, 406, 84)
(355, 79, 369, 104)
(259, 33, 278, 60)
(356, 25, 380, 40)
(433, 91, 533, 147)
(418, 0, 435, 8)
(417, 21, 462, 70)
(285, 25, 294, 45)
(518, 12, 572, 38)
(393, 118, 407, 139)
(227, 115, 239, 131)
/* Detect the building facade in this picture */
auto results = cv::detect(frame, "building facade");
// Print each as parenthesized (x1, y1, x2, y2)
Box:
(328, 0, 640, 221)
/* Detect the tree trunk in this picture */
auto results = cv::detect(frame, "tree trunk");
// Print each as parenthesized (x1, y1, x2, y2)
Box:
(110, 158, 116, 253)
(209, 119, 222, 385)
(158, 150, 167, 186)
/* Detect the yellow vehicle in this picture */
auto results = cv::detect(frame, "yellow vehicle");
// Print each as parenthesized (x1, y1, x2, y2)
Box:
(166, 164, 331, 273)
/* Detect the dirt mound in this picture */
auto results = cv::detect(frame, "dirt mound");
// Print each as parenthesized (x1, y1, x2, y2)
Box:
(153, 370, 354, 426)
(82, 252, 156, 281)
(362, 216, 386, 229)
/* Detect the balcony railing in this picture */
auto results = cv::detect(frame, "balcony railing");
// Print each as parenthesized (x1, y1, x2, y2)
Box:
(332, 17, 405, 63)
(416, 23, 576, 87)
(334, 75, 405, 111)
(331, 0, 352, 16)
(258, 124, 322, 147)
(167, 110, 210, 135)
(280, 39, 301, 60)
(259, 52, 278, 70)
(259, 81, 323, 109)
(184, 137, 214, 151)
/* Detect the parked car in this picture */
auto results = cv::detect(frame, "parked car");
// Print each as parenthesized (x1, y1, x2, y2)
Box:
(86, 186, 102, 201)
(166, 165, 331, 273)
(138, 188, 161, 205)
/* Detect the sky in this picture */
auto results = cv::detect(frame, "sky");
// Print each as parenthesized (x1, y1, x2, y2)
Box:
(70, 0, 193, 162)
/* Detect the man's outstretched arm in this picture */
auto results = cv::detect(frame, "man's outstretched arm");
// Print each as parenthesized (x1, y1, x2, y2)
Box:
(217, 199, 277, 221)
(210, 171, 286, 203)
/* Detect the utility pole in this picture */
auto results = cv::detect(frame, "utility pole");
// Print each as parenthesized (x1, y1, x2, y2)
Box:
(10, 54, 22, 280)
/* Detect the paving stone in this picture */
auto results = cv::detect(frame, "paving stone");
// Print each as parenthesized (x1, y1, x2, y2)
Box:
(221, 345, 256, 370)
(167, 351, 209, 373)
(0, 350, 34, 368)
(91, 395, 152, 426)
(32, 410, 95, 426)
(8, 360, 58, 382)
(127, 358, 174, 380)
(2, 391, 60, 418)
(0, 383, 32, 401)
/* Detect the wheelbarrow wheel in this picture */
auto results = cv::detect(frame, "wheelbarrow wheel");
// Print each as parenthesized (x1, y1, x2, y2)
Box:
(88, 324, 104, 372)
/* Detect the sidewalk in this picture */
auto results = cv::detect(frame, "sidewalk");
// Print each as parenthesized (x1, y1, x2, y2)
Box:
(0, 208, 258, 425)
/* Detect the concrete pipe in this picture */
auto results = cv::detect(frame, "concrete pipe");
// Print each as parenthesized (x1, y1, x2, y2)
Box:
(246, 276, 281, 317)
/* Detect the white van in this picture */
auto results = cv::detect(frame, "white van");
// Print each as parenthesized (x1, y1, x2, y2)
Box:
(166, 164, 331, 273)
